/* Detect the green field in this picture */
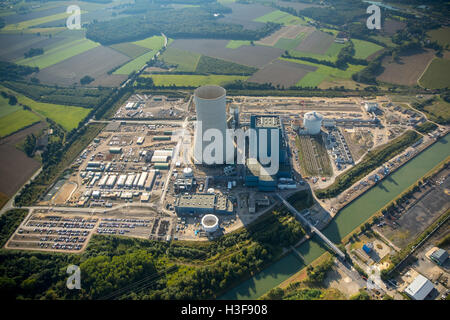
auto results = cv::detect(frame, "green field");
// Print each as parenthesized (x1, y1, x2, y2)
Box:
(226, 40, 252, 49)
(0, 109, 41, 138)
(144, 74, 248, 87)
(280, 58, 365, 87)
(109, 42, 150, 59)
(428, 27, 450, 47)
(254, 10, 305, 25)
(0, 86, 90, 131)
(3, 11, 86, 31)
(352, 39, 383, 59)
(16, 38, 99, 69)
(422, 97, 450, 124)
(274, 33, 307, 51)
(159, 47, 201, 72)
(0, 95, 21, 117)
(113, 51, 156, 75)
(133, 35, 166, 50)
(288, 42, 346, 62)
(419, 58, 450, 89)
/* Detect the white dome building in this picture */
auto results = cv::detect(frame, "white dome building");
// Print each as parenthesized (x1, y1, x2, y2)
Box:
(201, 214, 219, 233)
(193, 85, 231, 165)
(303, 111, 323, 135)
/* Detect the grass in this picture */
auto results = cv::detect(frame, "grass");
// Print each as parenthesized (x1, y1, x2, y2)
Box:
(0, 86, 90, 132)
(226, 40, 252, 49)
(254, 10, 305, 25)
(113, 51, 156, 75)
(280, 57, 365, 87)
(418, 58, 450, 89)
(133, 35, 165, 50)
(427, 27, 450, 47)
(0, 109, 41, 138)
(16, 38, 99, 69)
(422, 97, 450, 124)
(3, 11, 86, 31)
(352, 39, 383, 59)
(143, 74, 248, 87)
(0, 95, 22, 117)
(109, 42, 150, 59)
(159, 47, 201, 72)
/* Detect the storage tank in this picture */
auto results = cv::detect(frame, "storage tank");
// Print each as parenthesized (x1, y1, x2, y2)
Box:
(193, 85, 230, 164)
(183, 167, 193, 178)
(303, 111, 323, 135)
(201, 214, 219, 233)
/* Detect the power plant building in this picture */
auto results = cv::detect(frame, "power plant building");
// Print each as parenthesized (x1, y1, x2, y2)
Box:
(175, 193, 233, 215)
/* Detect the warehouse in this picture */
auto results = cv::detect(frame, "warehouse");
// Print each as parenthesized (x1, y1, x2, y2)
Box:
(404, 274, 435, 300)
(151, 155, 169, 163)
(145, 170, 156, 190)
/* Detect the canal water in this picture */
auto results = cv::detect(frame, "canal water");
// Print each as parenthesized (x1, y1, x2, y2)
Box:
(221, 134, 449, 299)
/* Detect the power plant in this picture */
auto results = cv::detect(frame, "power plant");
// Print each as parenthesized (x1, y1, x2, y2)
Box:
(193, 85, 229, 164)
(201, 214, 219, 233)
(303, 111, 324, 135)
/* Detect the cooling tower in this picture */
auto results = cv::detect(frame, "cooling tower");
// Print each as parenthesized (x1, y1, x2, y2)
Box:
(303, 111, 323, 135)
(193, 85, 229, 164)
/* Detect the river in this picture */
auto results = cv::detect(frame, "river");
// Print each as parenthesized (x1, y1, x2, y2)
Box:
(221, 133, 449, 299)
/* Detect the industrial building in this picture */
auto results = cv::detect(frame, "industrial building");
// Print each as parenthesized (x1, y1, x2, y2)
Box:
(404, 274, 435, 300)
(193, 85, 230, 164)
(430, 248, 448, 266)
(303, 111, 323, 135)
(175, 193, 233, 215)
(364, 102, 378, 112)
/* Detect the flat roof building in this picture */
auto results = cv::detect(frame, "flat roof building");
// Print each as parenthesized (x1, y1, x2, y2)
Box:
(175, 193, 233, 215)
(404, 274, 435, 300)
(430, 248, 448, 266)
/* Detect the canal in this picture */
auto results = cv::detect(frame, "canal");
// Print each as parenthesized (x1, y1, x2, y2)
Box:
(221, 133, 449, 299)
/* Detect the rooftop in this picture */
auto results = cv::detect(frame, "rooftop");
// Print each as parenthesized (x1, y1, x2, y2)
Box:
(404, 274, 435, 300)
(255, 116, 281, 128)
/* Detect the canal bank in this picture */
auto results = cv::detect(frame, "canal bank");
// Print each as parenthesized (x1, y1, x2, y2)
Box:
(220, 133, 450, 300)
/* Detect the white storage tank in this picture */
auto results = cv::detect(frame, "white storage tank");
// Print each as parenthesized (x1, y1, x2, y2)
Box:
(183, 167, 193, 178)
(193, 85, 230, 164)
(303, 111, 323, 135)
(201, 214, 219, 233)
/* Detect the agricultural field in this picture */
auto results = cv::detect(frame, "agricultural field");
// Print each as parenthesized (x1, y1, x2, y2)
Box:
(288, 41, 346, 62)
(0, 108, 41, 138)
(377, 49, 436, 86)
(0, 121, 45, 197)
(352, 39, 383, 59)
(420, 97, 450, 124)
(169, 39, 283, 68)
(248, 59, 316, 88)
(16, 38, 100, 69)
(2, 11, 77, 31)
(226, 40, 252, 49)
(256, 25, 313, 47)
(0, 86, 90, 132)
(113, 51, 156, 75)
(294, 30, 335, 54)
(281, 58, 365, 88)
(144, 74, 248, 87)
(427, 27, 450, 47)
(253, 10, 305, 26)
(418, 58, 450, 89)
(35, 46, 129, 87)
(109, 43, 150, 59)
(133, 36, 166, 51)
(195, 55, 258, 75)
(159, 47, 201, 72)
